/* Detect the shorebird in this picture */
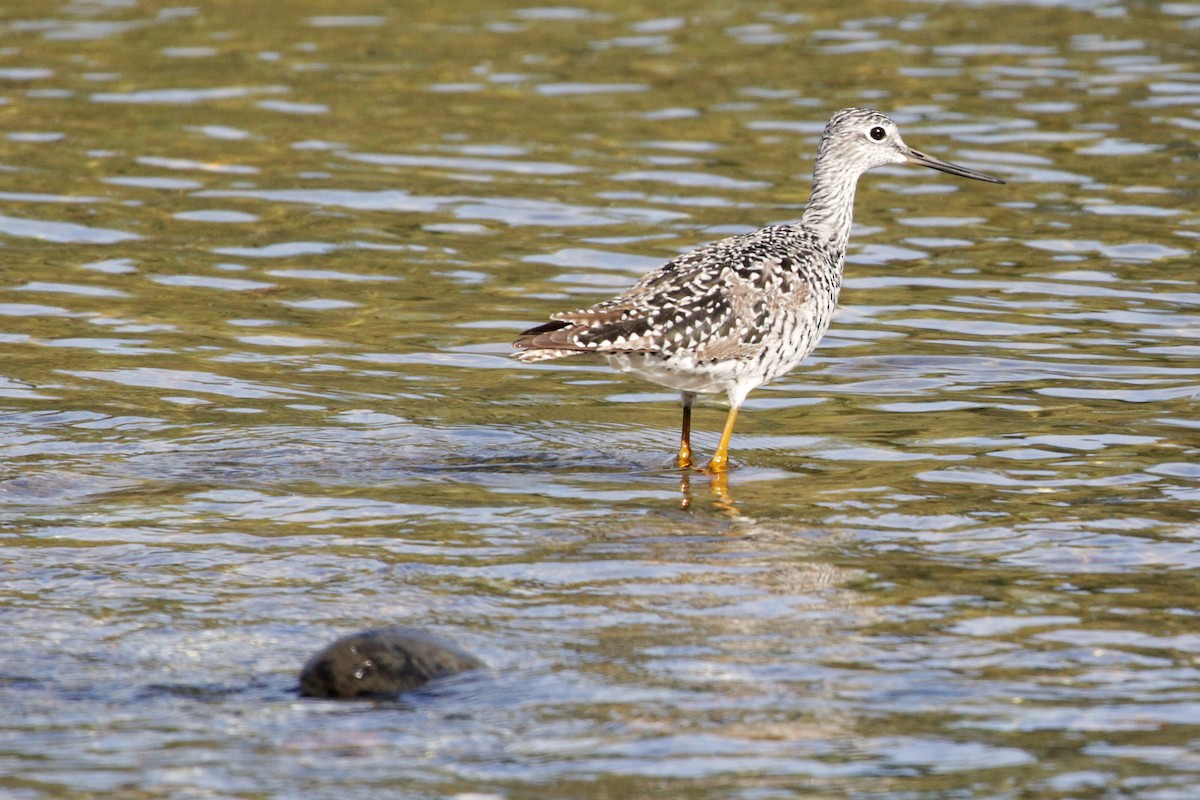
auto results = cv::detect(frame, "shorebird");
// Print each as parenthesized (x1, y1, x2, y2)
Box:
(514, 108, 1004, 472)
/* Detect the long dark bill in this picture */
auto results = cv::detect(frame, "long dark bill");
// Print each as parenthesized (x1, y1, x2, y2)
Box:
(906, 148, 1005, 184)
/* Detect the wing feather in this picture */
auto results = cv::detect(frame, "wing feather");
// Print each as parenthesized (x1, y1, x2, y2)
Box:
(514, 226, 825, 364)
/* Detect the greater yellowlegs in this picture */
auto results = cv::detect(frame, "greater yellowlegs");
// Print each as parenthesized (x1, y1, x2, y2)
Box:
(515, 108, 1004, 472)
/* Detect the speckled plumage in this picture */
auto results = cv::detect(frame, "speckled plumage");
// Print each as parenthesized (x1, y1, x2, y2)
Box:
(517, 225, 840, 404)
(514, 108, 1004, 471)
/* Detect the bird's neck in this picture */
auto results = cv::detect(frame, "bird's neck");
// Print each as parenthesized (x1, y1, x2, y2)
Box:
(800, 155, 860, 254)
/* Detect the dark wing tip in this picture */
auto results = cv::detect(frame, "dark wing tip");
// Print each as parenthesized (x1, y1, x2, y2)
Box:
(519, 320, 570, 337)
(513, 319, 570, 349)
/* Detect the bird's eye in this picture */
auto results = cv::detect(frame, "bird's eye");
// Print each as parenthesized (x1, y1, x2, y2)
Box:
(869, 126, 887, 141)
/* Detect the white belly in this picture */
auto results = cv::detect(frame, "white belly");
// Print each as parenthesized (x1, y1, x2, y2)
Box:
(605, 352, 776, 407)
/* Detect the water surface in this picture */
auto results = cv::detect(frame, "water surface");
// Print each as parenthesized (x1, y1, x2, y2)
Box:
(0, 1, 1198, 798)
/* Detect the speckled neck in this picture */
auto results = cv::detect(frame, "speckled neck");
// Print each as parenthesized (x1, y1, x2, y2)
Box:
(799, 137, 862, 254)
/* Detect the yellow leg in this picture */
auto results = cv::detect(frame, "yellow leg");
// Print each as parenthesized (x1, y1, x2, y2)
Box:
(705, 404, 740, 473)
(676, 393, 695, 469)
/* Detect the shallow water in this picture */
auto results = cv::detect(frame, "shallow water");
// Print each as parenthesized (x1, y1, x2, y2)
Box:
(0, 0, 1198, 798)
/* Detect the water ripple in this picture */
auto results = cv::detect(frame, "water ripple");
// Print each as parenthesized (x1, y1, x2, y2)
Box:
(92, 86, 289, 104)
(3, 3, 1200, 799)
(0, 213, 139, 243)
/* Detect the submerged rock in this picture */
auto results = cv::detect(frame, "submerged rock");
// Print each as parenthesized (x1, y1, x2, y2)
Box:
(299, 627, 485, 699)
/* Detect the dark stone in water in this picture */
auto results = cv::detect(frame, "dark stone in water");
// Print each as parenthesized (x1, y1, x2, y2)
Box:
(299, 627, 485, 699)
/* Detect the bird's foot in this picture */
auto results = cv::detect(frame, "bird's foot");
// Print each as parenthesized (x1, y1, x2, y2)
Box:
(701, 454, 730, 474)
(676, 442, 694, 470)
